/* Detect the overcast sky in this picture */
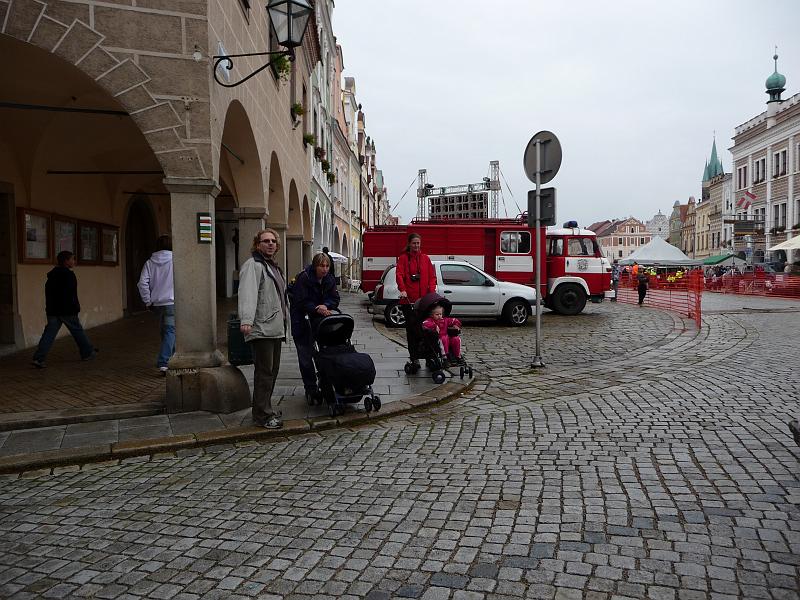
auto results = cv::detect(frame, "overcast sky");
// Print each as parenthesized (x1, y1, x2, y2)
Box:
(332, 0, 800, 227)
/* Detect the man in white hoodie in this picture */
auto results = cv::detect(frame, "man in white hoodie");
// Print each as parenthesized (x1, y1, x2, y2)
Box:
(137, 235, 175, 374)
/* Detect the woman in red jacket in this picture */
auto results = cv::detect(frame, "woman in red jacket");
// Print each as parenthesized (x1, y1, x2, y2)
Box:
(396, 233, 437, 366)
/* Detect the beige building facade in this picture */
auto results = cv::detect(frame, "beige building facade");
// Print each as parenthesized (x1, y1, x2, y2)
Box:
(1, 0, 319, 411)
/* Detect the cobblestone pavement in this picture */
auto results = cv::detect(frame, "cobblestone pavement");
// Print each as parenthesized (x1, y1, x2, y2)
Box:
(1, 298, 798, 599)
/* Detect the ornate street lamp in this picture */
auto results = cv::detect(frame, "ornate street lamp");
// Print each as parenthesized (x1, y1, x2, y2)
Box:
(213, 0, 313, 88)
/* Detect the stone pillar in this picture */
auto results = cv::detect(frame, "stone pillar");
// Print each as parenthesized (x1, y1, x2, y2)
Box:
(302, 240, 313, 268)
(236, 207, 267, 271)
(163, 178, 250, 414)
(270, 223, 288, 276)
(286, 234, 304, 280)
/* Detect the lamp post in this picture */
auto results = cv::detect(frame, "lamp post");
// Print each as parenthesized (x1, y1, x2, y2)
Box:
(212, 0, 313, 88)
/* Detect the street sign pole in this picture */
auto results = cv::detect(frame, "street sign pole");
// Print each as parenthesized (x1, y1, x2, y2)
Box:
(532, 140, 544, 368)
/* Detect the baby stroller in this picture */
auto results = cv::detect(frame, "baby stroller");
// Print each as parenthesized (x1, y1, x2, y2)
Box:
(311, 313, 381, 416)
(402, 292, 473, 384)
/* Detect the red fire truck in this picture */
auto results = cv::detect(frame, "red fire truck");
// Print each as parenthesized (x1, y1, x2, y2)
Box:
(361, 217, 611, 315)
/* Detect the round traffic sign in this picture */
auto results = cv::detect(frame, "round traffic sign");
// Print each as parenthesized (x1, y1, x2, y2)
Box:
(523, 131, 562, 184)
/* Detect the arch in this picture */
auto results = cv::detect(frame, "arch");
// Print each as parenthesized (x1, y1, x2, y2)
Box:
(267, 152, 287, 225)
(0, 16, 203, 178)
(286, 180, 303, 277)
(333, 226, 341, 255)
(218, 100, 263, 208)
(313, 203, 324, 252)
(302, 195, 313, 267)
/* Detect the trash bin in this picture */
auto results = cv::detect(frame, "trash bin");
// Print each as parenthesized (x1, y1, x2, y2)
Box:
(227, 313, 253, 366)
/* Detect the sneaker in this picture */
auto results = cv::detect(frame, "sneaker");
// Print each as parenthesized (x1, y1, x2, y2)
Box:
(31, 359, 46, 369)
(82, 348, 99, 361)
(264, 416, 283, 429)
(159, 366, 169, 376)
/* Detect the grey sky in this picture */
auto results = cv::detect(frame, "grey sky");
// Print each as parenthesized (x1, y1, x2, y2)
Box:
(332, 0, 800, 227)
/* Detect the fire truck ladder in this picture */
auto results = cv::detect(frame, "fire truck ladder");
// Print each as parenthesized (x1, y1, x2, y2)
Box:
(416, 161, 502, 219)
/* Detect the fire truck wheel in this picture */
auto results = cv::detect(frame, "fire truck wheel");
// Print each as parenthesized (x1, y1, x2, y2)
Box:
(503, 299, 530, 326)
(384, 302, 405, 328)
(552, 283, 587, 315)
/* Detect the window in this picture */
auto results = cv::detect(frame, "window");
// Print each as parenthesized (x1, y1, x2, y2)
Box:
(773, 149, 787, 177)
(547, 237, 563, 256)
(618, 250, 623, 258)
(500, 231, 531, 254)
(567, 237, 597, 256)
(441, 264, 486, 286)
(640, 237, 645, 244)
(737, 165, 748, 189)
(754, 157, 766, 183)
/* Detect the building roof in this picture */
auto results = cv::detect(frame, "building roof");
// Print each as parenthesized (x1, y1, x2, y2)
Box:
(702, 138, 724, 181)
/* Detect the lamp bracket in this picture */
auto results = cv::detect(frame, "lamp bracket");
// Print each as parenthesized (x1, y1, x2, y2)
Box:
(212, 49, 294, 88)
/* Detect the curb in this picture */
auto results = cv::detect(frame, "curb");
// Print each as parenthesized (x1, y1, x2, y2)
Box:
(0, 376, 476, 476)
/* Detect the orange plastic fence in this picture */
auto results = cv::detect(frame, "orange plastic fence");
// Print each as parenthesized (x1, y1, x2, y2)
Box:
(704, 271, 800, 300)
(616, 271, 703, 327)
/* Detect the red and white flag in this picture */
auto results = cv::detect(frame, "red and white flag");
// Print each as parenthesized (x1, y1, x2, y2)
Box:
(743, 190, 756, 210)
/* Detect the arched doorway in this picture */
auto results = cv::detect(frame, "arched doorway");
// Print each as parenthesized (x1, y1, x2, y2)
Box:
(125, 197, 157, 315)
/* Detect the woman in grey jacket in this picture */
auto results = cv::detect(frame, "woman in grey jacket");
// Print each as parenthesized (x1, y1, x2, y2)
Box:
(238, 228, 288, 428)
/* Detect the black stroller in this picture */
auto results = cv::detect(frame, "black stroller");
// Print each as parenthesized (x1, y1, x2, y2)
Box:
(311, 313, 381, 416)
(402, 293, 473, 384)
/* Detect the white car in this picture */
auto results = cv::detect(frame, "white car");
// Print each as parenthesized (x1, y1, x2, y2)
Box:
(372, 261, 537, 327)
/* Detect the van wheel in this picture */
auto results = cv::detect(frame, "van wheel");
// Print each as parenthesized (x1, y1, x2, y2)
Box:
(384, 302, 405, 328)
(552, 283, 587, 315)
(503, 299, 529, 326)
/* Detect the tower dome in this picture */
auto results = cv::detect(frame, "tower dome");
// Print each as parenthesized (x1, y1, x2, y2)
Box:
(766, 53, 786, 103)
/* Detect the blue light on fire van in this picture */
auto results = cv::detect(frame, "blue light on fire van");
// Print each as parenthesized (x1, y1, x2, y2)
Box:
(563, 220, 579, 228)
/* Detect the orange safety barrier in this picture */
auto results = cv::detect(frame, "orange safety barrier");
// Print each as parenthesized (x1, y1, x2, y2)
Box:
(616, 271, 703, 327)
(704, 271, 800, 299)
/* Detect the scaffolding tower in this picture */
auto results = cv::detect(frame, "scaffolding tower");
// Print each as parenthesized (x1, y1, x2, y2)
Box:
(416, 161, 502, 220)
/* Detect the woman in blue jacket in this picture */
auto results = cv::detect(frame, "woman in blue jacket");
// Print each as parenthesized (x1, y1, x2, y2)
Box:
(290, 253, 340, 402)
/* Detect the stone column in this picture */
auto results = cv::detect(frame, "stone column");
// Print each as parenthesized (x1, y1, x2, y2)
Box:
(286, 234, 304, 280)
(163, 178, 250, 414)
(236, 207, 267, 271)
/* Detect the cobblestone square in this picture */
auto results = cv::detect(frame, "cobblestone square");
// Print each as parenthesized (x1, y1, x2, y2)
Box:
(1, 298, 798, 599)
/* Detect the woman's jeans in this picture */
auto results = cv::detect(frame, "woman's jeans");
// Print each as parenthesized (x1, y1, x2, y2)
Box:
(154, 304, 176, 368)
(33, 315, 94, 362)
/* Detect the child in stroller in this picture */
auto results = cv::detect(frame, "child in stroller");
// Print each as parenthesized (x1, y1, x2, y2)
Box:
(422, 304, 464, 366)
(403, 292, 472, 383)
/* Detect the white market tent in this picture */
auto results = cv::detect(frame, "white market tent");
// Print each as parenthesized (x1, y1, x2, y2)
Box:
(619, 236, 702, 267)
(768, 233, 800, 251)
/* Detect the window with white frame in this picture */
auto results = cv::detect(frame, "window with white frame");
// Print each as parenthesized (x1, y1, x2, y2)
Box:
(737, 165, 748, 189)
(773, 149, 787, 177)
(754, 157, 766, 183)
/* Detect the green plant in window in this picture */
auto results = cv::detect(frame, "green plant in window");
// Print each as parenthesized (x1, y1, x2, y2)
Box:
(321, 159, 330, 173)
(303, 133, 316, 146)
(291, 103, 305, 117)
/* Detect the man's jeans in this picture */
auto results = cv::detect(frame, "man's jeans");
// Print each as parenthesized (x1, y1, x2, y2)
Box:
(154, 304, 176, 368)
(33, 315, 94, 362)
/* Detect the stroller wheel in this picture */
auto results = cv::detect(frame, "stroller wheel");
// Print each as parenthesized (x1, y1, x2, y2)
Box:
(404, 361, 421, 375)
(372, 395, 381, 411)
(468, 367, 473, 378)
(363, 397, 373, 413)
(432, 371, 446, 385)
(459, 366, 465, 379)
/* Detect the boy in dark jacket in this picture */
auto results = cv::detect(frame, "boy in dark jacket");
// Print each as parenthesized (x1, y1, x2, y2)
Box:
(290, 253, 340, 401)
(31, 251, 97, 368)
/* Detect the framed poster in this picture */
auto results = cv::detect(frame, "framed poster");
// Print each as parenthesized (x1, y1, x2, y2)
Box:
(101, 226, 119, 265)
(78, 222, 100, 264)
(53, 217, 77, 257)
(17, 208, 51, 264)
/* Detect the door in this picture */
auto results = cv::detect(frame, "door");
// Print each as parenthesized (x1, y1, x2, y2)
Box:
(496, 230, 534, 282)
(0, 190, 15, 345)
(125, 197, 157, 315)
(439, 263, 500, 317)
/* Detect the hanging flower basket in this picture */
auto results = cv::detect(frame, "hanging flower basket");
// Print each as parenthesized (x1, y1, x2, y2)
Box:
(314, 146, 325, 160)
(321, 159, 330, 173)
(291, 103, 305, 118)
(303, 133, 316, 147)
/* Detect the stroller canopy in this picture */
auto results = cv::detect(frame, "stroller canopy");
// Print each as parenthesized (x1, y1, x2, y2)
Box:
(414, 292, 452, 317)
(315, 313, 354, 347)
